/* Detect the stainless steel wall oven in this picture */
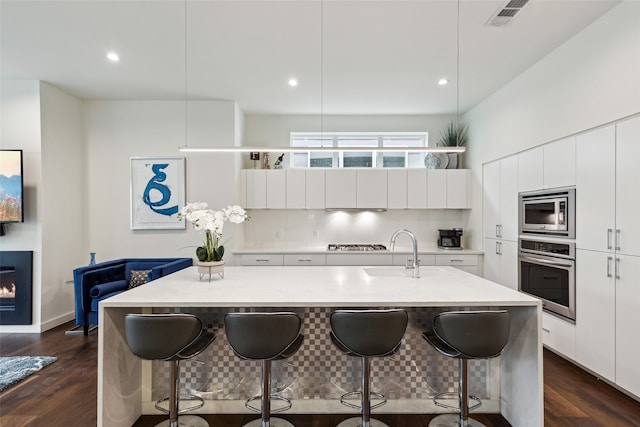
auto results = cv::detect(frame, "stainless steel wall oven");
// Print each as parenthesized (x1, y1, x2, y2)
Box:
(518, 237, 576, 322)
(519, 187, 575, 238)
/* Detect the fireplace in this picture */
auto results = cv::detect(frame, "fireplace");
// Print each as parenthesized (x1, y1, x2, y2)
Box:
(0, 251, 33, 325)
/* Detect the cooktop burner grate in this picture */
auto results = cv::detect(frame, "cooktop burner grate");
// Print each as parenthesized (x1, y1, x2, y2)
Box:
(327, 244, 387, 251)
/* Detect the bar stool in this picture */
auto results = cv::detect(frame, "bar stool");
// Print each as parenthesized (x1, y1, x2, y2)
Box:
(224, 312, 304, 427)
(422, 310, 511, 427)
(330, 309, 409, 427)
(124, 313, 216, 427)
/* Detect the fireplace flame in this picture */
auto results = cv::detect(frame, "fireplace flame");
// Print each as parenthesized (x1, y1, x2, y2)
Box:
(0, 283, 16, 298)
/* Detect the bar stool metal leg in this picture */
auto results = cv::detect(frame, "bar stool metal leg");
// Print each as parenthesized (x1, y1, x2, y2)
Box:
(428, 359, 485, 427)
(154, 360, 209, 427)
(337, 357, 389, 427)
(243, 360, 294, 427)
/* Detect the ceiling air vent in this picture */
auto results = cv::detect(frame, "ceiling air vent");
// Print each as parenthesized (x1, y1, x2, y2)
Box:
(485, 0, 530, 28)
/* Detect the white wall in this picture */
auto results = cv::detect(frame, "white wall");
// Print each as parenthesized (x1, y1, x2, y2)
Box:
(39, 82, 84, 329)
(83, 100, 244, 264)
(464, 0, 640, 250)
(0, 80, 43, 332)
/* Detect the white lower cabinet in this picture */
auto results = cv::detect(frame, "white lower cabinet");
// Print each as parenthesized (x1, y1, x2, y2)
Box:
(283, 254, 326, 266)
(436, 254, 479, 275)
(239, 254, 284, 266)
(614, 254, 640, 397)
(542, 312, 576, 360)
(575, 249, 615, 381)
(483, 238, 518, 290)
(392, 254, 435, 267)
(325, 254, 392, 266)
(575, 250, 640, 395)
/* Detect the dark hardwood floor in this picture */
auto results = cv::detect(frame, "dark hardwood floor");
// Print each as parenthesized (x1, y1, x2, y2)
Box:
(1, 321, 640, 426)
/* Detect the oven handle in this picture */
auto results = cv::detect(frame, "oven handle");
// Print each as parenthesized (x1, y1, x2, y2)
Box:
(519, 255, 574, 269)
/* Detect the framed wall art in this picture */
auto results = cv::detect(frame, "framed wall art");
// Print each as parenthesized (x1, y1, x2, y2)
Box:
(130, 157, 185, 230)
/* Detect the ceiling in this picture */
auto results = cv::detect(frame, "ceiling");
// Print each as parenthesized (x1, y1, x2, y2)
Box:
(0, 0, 620, 115)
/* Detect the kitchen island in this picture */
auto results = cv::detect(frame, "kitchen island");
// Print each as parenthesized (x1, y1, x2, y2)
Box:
(98, 265, 542, 427)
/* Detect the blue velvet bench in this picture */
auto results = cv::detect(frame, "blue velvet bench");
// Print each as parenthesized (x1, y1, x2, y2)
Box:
(71, 258, 193, 335)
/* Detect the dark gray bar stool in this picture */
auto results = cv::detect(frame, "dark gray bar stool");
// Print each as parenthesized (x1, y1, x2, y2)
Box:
(330, 309, 409, 427)
(125, 313, 216, 427)
(224, 312, 304, 427)
(422, 310, 511, 427)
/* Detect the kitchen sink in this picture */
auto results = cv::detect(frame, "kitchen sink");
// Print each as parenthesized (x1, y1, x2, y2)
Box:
(363, 267, 412, 277)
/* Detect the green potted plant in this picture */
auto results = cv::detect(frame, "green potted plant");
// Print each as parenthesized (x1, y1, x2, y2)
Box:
(438, 121, 468, 169)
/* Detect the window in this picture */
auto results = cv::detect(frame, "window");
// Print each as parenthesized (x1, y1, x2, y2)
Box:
(290, 132, 429, 168)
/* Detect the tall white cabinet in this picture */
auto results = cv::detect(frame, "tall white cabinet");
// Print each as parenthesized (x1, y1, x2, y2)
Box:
(483, 156, 518, 289)
(575, 116, 640, 397)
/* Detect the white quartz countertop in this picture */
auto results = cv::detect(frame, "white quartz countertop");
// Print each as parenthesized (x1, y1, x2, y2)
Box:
(102, 265, 537, 308)
(233, 246, 484, 255)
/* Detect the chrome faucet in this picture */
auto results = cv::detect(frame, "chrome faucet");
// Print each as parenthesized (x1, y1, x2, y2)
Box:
(389, 229, 419, 278)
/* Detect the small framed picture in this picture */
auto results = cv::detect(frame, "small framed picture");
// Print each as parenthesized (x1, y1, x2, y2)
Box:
(130, 157, 186, 230)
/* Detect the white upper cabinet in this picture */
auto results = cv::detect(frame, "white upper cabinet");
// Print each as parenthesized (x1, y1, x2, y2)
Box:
(305, 169, 325, 209)
(387, 169, 408, 209)
(446, 169, 470, 209)
(427, 170, 447, 208)
(483, 156, 518, 241)
(245, 169, 267, 209)
(407, 169, 427, 209)
(544, 136, 576, 189)
(286, 169, 306, 209)
(325, 170, 356, 209)
(615, 116, 640, 257)
(356, 170, 387, 209)
(518, 147, 543, 192)
(266, 170, 286, 209)
(576, 125, 616, 252)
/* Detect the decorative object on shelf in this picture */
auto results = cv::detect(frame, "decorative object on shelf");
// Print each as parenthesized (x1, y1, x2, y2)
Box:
(130, 157, 186, 230)
(178, 202, 248, 279)
(250, 152, 260, 169)
(438, 121, 468, 169)
(89, 252, 96, 266)
(262, 152, 271, 169)
(274, 153, 285, 169)
(424, 152, 450, 169)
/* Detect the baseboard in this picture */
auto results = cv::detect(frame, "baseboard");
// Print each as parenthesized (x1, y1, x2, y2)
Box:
(40, 311, 75, 332)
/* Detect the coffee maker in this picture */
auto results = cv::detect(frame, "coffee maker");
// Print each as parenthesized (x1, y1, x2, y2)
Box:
(438, 228, 463, 249)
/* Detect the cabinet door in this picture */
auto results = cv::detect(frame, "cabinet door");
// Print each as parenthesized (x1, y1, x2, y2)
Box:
(427, 170, 447, 208)
(245, 169, 266, 209)
(407, 169, 427, 208)
(499, 156, 519, 241)
(483, 238, 501, 284)
(357, 170, 387, 209)
(483, 161, 501, 238)
(518, 147, 543, 192)
(446, 169, 470, 209)
(500, 240, 518, 290)
(575, 249, 615, 382)
(542, 312, 576, 360)
(266, 170, 286, 209)
(283, 254, 326, 266)
(615, 254, 640, 397)
(306, 170, 325, 209)
(286, 169, 306, 209)
(325, 170, 356, 209)
(387, 169, 408, 209)
(615, 116, 640, 257)
(576, 126, 615, 252)
(544, 136, 576, 189)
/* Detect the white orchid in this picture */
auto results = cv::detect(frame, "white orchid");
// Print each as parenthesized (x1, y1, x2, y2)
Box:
(178, 202, 249, 262)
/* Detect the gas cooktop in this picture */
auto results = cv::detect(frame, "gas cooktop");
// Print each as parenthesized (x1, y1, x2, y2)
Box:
(327, 244, 387, 251)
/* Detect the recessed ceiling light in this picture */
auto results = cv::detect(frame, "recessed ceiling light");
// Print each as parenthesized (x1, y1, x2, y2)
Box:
(438, 78, 449, 86)
(288, 78, 298, 87)
(106, 52, 120, 62)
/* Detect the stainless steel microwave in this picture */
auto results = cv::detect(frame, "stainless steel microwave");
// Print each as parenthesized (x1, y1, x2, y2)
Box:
(519, 187, 575, 238)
